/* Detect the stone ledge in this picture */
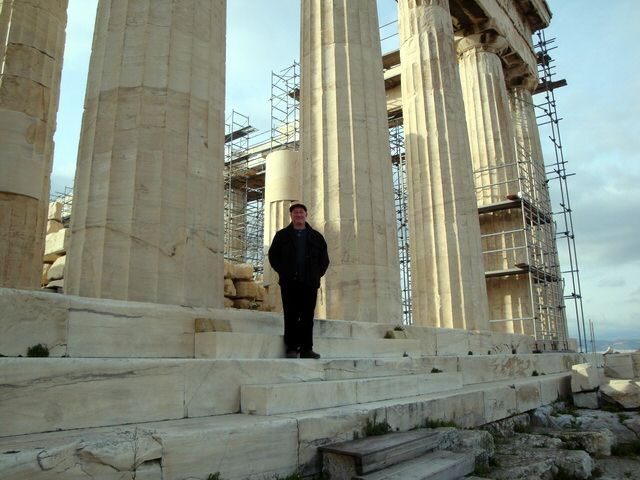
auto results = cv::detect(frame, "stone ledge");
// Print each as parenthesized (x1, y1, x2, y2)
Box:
(1, 288, 553, 359)
(240, 372, 463, 415)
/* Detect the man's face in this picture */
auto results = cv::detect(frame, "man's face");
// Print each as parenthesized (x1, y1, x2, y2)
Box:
(290, 207, 307, 225)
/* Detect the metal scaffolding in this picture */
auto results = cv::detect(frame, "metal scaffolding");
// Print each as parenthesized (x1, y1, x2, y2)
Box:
(390, 120, 412, 325)
(534, 29, 588, 352)
(271, 61, 300, 151)
(475, 133, 568, 345)
(221, 63, 301, 274)
(223, 110, 264, 272)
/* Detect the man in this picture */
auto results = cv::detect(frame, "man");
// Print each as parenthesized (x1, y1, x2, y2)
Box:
(268, 203, 329, 359)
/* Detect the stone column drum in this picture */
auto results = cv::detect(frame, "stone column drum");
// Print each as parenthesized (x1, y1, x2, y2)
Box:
(66, 0, 226, 307)
(397, 0, 489, 330)
(0, 0, 68, 288)
(263, 149, 302, 313)
(300, 0, 402, 323)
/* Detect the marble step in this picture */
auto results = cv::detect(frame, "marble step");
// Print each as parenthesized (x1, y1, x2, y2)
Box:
(1, 288, 543, 359)
(0, 352, 573, 438)
(320, 429, 450, 476)
(354, 450, 475, 480)
(195, 331, 424, 359)
(0, 373, 571, 479)
(240, 372, 463, 415)
(0, 356, 453, 437)
(0, 414, 301, 480)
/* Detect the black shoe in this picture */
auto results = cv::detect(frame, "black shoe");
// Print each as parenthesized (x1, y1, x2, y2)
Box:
(300, 350, 321, 359)
(285, 349, 299, 359)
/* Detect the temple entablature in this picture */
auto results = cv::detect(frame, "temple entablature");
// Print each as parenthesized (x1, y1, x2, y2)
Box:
(450, 0, 550, 79)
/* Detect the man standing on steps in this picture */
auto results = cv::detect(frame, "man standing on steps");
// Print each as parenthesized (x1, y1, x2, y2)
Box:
(268, 203, 330, 359)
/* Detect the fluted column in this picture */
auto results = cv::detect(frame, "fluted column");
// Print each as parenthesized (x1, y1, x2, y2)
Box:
(508, 79, 566, 339)
(459, 32, 525, 334)
(458, 32, 517, 207)
(66, 0, 226, 307)
(397, 0, 489, 330)
(263, 149, 302, 312)
(508, 83, 550, 210)
(300, 0, 401, 323)
(0, 0, 68, 288)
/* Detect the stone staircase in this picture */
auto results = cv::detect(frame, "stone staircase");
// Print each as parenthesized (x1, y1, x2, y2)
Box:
(0, 288, 589, 479)
(320, 429, 475, 480)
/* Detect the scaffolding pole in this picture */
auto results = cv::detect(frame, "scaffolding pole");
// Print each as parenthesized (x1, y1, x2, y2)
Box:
(271, 62, 300, 152)
(224, 110, 264, 273)
(534, 29, 588, 352)
(389, 120, 412, 325)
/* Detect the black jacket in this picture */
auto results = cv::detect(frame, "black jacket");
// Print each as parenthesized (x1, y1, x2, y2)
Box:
(268, 222, 330, 288)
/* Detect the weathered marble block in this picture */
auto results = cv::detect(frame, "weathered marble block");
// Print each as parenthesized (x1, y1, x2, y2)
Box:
(600, 379, 640, 409)
(0, 358, 187, 437)
(46, 254, 65, 281)
(540, 374, 570, 405)
(571, 363, 599, 393)
(604, 354, 635, 379)
(234, 280, 258, 299)
(484, 385, 517, 423)
(66, 310, 195, 358)
(232, 263, 254, 280)
(48, 201, 63, 221)
(241, 379, 358, 416)
(469, 330, 493, 355)
(159, 415, 299, 480)
(195, 331, 284, 359)
(46, 219, 62, 234)
(355, 373, 462, 404)
(43, 228, 69, 261)
(514, 379, 543, 413)
(322, 356, 457, 381)
(436, 328, 470, 355)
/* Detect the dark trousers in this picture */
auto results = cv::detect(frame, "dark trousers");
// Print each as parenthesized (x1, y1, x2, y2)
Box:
(280, 281, 318, 352)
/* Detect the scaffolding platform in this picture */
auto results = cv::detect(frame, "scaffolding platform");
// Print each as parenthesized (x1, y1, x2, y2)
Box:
(477, 196, 553, 225)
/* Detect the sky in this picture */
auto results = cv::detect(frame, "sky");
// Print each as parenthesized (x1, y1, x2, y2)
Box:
(51, 1, 639, 342)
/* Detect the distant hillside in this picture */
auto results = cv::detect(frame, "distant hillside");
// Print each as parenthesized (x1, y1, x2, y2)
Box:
(594, 339, 640, 353)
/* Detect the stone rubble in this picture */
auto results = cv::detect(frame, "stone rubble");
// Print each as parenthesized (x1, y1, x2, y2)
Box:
(470, 402, 640, 480)
(41, 200, 68, 292)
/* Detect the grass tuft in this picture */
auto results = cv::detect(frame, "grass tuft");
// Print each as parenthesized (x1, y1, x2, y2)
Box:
(423, 418, 459, 429)
(27, 343, 49, 357)
(363, 419, 391, 437)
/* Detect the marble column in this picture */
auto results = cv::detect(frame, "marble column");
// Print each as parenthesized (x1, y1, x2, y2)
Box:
(458, 32, 526, 334)
(263, 149, 302, 312)
(0, 0, 68, 288)
(508, 77, 566, 339)
(458, 32, 517, 207)
(66, 0, 226, 308)
(397, 0, 489, 330)
(507, 77, 551, 210)
(300, 0, 402, 323)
